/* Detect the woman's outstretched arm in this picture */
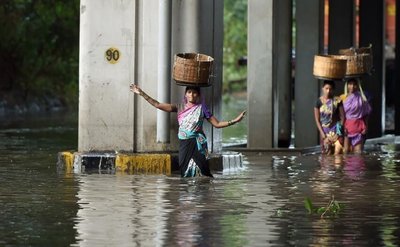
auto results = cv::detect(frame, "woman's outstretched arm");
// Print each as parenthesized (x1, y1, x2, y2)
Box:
(208, 110, 246, 128)
(130, 83, 177, 112)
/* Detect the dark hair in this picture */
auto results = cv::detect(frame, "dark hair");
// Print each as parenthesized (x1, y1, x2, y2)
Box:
(185, 86, 201, 94)
(346, 78, 358, 84)
(322, 80, 335, 90)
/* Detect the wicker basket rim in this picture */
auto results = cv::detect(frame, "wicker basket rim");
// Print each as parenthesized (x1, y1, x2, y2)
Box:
(330, 54, 371, 58)
(314, 55, 347, 61)
(174, 80, 212, 87)
(175, 53, 214, 62)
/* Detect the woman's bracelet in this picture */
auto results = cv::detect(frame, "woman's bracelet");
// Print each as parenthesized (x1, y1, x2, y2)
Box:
(228, 120, 234, 126)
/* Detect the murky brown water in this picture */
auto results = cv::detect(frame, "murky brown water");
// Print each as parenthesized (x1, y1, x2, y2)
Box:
(1, 113, 400, 246)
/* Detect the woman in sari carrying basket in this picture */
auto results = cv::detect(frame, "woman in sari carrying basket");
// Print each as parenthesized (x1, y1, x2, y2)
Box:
(130, 84, 246, 177)
(340, 78, 372, 153)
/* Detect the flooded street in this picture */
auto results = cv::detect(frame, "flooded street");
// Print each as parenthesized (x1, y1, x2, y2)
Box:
(1, 113, 400, 246)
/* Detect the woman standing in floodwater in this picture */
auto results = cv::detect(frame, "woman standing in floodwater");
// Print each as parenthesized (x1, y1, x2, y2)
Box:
(341, 78, 371, 154)
(130, 84, 246, 177)
(314, 80, 345, 155)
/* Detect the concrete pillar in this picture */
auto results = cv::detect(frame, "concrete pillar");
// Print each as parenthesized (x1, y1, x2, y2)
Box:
(247, 0, 274, 148)
(156, 0, 172, 143)
(248, 0, 292, 149)
(328, 0, 354, 54)
(172, 0, 200, 50)
(135, 0, 170, 152)
(359, 0, 385, 138)
(78, 0, 136, 152)
(79, 0, 223, 153)
(295, 0, 324, 148)
(395, 0, 400, 135)
(274, 0, 293, 147)
(199, 0, 224, 153)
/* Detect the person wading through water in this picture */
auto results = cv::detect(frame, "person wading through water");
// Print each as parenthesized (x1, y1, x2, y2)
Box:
(340, 78, 371, 154)
(130, 83, 246, 177)
(314, 80, 345, 155)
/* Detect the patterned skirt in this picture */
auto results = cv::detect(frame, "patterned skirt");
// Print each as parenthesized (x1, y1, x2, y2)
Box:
(179, 138, 213, 178)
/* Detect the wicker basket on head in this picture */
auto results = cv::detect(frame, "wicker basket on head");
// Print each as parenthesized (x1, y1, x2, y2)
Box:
(330, 54, 373, 77)
(313, 55, 347, 80)
(173, 53, 214, 87)
(335, 44, 373, 77)
(339, 44, 372, 56)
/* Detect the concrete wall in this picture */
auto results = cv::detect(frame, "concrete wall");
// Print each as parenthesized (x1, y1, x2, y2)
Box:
(79, 0, 223, 153)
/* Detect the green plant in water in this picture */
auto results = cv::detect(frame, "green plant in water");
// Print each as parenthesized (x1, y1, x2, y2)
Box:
(304, 195, 343, 218)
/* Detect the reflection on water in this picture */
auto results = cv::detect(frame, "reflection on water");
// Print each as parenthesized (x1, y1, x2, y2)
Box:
(73, 175, 171, 247)
(1, 113, 400, 246)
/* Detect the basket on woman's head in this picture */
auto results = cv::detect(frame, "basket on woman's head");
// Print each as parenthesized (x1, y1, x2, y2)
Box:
(313, 55, 347, 80)
(173, 53, 214, 87)
(335, 44, 373, 77)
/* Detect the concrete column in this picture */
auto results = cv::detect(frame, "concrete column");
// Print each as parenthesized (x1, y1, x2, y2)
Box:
(295, 0, 324, 148)
(247, 0, 292, 149)
(328, 0, 354, 54)
(156, 0, 172, 143)
(274, 0, 293, 147)
(172, 0, 200, 50)
(395, 0, 400, 135)
(359, 0, 385, 138)
(78, 0, 136, 152)
(79, 0, 223, 153)
(199, 0, 224, 153)
(135, 0, 174, 152)
(247, 0, 274, 149)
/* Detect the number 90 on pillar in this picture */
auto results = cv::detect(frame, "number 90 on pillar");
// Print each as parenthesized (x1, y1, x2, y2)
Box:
(105, 47, 121, 64)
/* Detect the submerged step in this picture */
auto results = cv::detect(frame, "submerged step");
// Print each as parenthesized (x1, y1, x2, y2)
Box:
(57, 151, 244, 175)
(57, 152, 171, 175)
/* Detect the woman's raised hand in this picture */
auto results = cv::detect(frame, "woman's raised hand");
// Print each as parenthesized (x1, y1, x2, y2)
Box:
(130, 83, 142, 95)
(233, 110, 246, 124)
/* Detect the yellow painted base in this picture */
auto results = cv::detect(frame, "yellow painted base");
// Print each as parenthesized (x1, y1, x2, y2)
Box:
(60, 151, 75, 173)
(58, 152, 171, 175)
(115, 154, 171, 175)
